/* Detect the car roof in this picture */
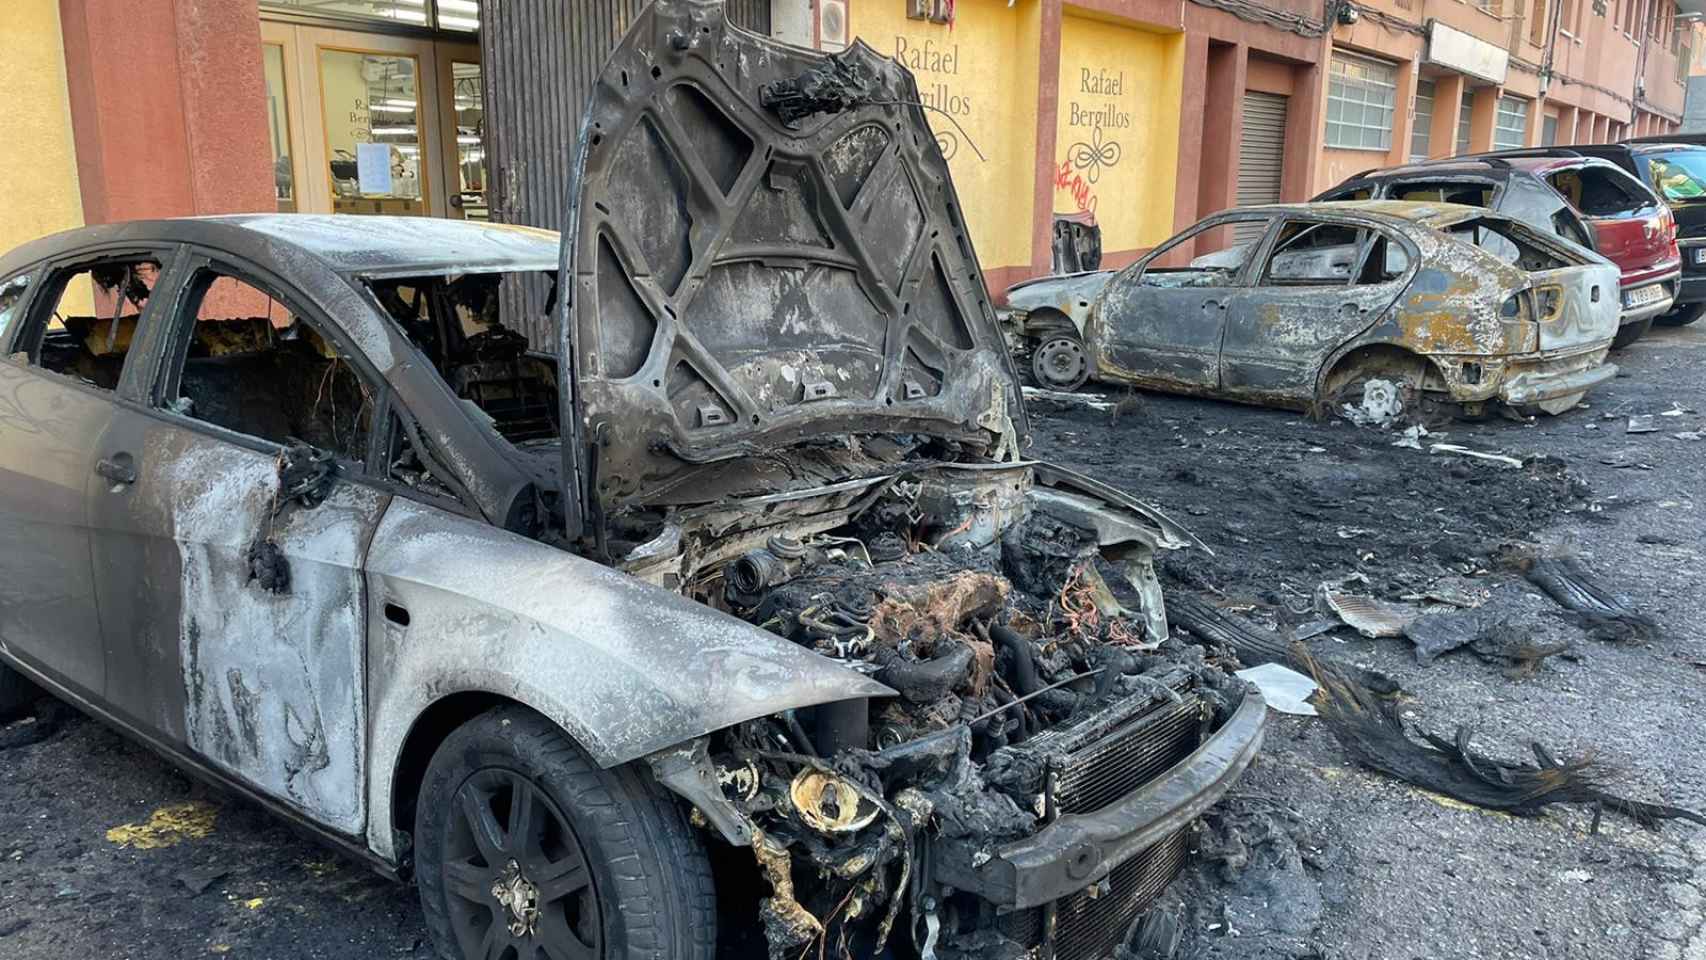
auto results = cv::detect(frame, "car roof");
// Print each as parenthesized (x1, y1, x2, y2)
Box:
(0, 215, 562, 278)
(1350, 153, 1627, 180)
(1223, 199, 1498, 229)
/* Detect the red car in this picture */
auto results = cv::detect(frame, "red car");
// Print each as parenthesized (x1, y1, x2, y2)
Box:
(1321, 153, 1679, 347)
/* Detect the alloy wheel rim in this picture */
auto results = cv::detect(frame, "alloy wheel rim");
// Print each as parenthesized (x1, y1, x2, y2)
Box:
(442, 768, 602, 960)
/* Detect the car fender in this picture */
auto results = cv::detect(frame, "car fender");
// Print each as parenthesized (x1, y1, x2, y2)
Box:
(1004, 272, 1112, 339)
(362, 496, 894, 861)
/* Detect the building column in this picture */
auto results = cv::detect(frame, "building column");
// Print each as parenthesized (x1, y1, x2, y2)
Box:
(1288, 54, 1326, 198)
(1592, 113, 1611, 141)
(1575, 109, 1595, 143)
(1431, 74, 1467, 157)
(1171, 31, 1210, 240)
(1196, 41, 1247, 258)
(1385, 62, 1417, 168)
(1028, 0, 1064, 277)
(1554, 104, 1580, 144)
(58, 0, 273, 223)
(1468, 86, 1499, 151)
(1523, 96, 1545, 146)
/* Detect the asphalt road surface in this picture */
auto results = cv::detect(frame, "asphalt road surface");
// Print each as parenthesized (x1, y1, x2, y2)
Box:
(2, 323, 1703, 959)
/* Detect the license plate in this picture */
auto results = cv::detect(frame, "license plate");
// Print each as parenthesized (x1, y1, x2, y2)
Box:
(1625, 284, 1665, 308)
(1694, 247, 1706, 265)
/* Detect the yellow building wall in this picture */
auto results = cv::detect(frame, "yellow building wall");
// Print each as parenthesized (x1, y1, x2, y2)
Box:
(1052, 15, 1183, 255)
(849, 0, 1040, 272)
(0, 1, 85, 260)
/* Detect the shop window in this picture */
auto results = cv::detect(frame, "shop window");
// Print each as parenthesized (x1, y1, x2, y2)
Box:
(20, 256, 166, 391)
(437, 0, 480, 31)
(263, 44, 295, 213)
(451, 60, 488, 220)
(1493, 96, 1530, 150)
(162, 268, 374, 464)
(1325, 53, 1396, 151)
(262, 1, 441, 28)
(1410, 80, 1435, 162)
(318, 49, 427, 216)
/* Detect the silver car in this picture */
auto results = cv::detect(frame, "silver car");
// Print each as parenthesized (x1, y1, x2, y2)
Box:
(0, 5, 1262, 959)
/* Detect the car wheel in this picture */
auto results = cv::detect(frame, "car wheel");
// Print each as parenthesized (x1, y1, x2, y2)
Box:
(415, 706, 715, 960)
(0, 663, 37, 722)
(1031, 334, 1090, 391)
(1611, 317, 1653, 349)
(1657, 302, 1705, 326)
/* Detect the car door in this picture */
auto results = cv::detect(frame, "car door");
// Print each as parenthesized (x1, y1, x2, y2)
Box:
(0, 247, 177, 704)
(1089, 214, 1273, 390)
(1220, 217, 1413, 402)
(87, 250, 389, 836)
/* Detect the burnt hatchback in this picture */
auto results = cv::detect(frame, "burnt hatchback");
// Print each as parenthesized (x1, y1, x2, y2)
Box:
(0, 4, 1262, 960)
(1005, 201, 1620, 418)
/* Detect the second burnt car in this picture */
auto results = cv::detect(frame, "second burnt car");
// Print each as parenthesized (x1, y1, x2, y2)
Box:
(0, 4, 1262, 960)
(1317, 153, 1679, 347)
(1003, 201, 1620, 418)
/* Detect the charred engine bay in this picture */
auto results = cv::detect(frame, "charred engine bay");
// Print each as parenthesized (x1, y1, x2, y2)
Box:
(609, 438, 1249, 959)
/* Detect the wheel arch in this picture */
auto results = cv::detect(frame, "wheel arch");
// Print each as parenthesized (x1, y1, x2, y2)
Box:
(1313, 341, 1439, 417)
(386, 689, 523, 872)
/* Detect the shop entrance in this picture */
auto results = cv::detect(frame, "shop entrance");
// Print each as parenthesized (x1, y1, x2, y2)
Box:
(261, 21, 484, 219)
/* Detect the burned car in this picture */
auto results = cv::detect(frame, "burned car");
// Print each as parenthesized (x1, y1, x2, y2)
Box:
(0, 5, 1262, 960)
(1004, 201, 1620, 418)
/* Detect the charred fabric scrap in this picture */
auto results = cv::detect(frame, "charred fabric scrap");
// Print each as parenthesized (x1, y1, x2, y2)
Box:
(244, 440, 338, 595)
(760, 49, 882, 126)
(1518, 554, 1659, 643)
(1305, 653, 1706, 830)
(663, 496, 1249, 959)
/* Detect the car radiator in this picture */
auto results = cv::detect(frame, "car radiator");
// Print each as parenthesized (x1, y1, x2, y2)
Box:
(994, 670, 1207, 960)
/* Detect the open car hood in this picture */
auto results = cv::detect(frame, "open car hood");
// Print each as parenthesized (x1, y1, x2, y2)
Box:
(559, 0, 1026, 530)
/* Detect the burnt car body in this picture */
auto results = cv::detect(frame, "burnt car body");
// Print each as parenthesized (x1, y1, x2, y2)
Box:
(1003, 201, 1620, 417)
(1566, 141, 1706, 326)
(0, 4, 1262, 959)
(1318, 154, 1680, 347)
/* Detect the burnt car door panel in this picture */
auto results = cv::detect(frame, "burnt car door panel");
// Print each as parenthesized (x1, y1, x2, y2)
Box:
(87, 254, 387, 835)
(0, 249, 176, 702)
(1092, 215, 1273, 389)
(1220, 219, 1411, 399)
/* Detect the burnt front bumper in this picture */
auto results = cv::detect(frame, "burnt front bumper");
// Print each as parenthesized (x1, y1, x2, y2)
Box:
(935, 689, 1266, 910)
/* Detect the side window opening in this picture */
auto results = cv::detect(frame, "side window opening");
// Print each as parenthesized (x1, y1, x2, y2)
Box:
(1389, 180, 1494, 207)
(19, 255, 166, 391)
(1357, 235, 1410, 284)
(1549, 167, 1649, 216)
(1259, 221, 1366, 286)
(1446, 219, 1570, 271)
(0, 274, 32, 347)
(1551, 210, 1593, 247)
(368, 271, 560, 444)
(163, 267, 375, 464)
(1144, 217, 1271, 289)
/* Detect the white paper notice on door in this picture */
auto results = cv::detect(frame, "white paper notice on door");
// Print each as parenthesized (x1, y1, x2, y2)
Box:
(356, 142, 392, 195)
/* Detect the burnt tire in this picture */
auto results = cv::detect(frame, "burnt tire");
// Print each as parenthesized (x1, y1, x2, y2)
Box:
(1611, 316, 1653, 349)
(0, 662, 37, 722)
(415, 705, 715, 960)
(1657, 302, 1705, 326)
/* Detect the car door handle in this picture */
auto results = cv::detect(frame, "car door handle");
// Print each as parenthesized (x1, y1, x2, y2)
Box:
(1202, 299, 1228, 311)
(96, 453, 136, 486)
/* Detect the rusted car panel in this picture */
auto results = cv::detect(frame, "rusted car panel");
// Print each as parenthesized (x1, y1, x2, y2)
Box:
(1006, 200, 1620, 416)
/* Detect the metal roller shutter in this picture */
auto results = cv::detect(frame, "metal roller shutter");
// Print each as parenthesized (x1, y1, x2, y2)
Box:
(1236, 91, 1289, 243)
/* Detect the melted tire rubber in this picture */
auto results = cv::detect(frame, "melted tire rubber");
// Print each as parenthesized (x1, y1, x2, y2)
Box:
(415, 705, 716, 960)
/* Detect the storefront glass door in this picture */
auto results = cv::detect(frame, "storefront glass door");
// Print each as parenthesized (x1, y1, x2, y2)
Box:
(258, 20, 483, 219)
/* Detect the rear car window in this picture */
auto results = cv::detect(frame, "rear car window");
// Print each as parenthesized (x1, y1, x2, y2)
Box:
(1548, 166, 1654, 217)
(1445, 218, 1569, 271)
(13, 254, 170, 392)
(1259, 221, 1365, 285)
(1389, 180, 1495, 207)
(1645, 151, 1706, 202)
